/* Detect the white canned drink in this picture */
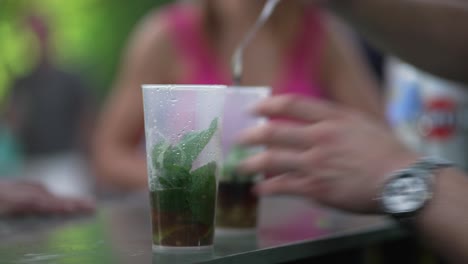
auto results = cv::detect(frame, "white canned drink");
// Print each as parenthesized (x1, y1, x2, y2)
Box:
(418, 72, 468, 171)
(386, 58, 468, 172)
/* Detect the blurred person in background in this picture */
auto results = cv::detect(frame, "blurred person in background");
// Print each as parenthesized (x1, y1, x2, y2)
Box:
(4, 14, 96, 198)
(93, 0, 383, 191)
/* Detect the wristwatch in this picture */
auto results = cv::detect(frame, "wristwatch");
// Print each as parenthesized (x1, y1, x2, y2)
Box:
(380, 157, 453, 220)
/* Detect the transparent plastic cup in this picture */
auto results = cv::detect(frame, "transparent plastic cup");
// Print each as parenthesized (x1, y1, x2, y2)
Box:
(217, 86, 271, 233)
(142, 85, 225, 254)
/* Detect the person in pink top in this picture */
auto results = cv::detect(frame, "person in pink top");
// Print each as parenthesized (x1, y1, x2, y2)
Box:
(92, 0, 382, 190)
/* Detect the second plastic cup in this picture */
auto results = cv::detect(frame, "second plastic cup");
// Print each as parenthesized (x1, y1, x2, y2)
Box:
(217, 86, 271, 232)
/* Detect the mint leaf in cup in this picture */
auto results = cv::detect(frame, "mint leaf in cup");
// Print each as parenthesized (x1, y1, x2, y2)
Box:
(178, 118, 219, 169)
(189, 161, 217, 225)
(152, 118, 219, 188)
(222, 146, 252, 182)
(154, 118, 218, 171)
(150, 117, 219, 246)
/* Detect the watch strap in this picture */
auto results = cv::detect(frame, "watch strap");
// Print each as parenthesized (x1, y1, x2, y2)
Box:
(411, 156, 454, 171)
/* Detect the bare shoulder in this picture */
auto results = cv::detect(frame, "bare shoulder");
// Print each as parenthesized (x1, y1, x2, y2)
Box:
(129, 3, 202, 58)
(116, 2, 202, 84)
(318, 11, 365, 69)
(320, 12, 359, 47)
(126, 6, 175, 63)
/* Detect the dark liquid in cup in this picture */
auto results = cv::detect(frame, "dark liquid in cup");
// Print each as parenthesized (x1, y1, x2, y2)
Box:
(150, 189, 215, 247)
(216, 181, 258, 228)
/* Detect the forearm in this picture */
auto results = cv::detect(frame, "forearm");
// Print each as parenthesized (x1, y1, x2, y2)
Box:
(93, 147, 148, 191)
(414, 168, 468, 263)
(327, 0, 468, 84)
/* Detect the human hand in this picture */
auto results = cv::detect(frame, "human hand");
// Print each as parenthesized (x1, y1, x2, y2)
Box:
(0, 181, 95, 217)
(238, 95, 418, 214)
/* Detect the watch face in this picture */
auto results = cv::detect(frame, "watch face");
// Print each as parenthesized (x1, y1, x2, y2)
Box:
(382, 173, 429, 214)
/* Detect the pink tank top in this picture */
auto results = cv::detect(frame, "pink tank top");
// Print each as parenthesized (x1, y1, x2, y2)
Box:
(164, 4, 326, 98)
(158, 6, 331, 240)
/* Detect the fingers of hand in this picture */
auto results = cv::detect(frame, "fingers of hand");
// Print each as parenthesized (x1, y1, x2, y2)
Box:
(254, 95, 340, 122)
(32, 196, 95, 215)
(239, 119, 341, 156)
(6, 196, 52, 216)
(254, 173, 308, 196)
(254, 172, 332, 197)
(238, 122, 311, 149)
(65, 198, 96, 213)
(238, 122, 340, 173)
(2, 191, 95, 216)
(238, 148, 304, 175)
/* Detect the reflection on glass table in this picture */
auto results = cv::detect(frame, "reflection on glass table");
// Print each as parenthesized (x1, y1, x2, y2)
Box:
(0, 192, 403, 264)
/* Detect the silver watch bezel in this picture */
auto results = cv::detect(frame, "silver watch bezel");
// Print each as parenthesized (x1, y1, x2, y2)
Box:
(380, 168, 433, 217)
(378, 157, 452, 218)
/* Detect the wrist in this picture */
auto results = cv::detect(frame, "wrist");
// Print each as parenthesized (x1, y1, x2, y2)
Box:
(414, 168, 462, 226)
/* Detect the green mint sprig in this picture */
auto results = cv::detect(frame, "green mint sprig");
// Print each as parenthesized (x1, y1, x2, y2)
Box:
(222, 146, 253, 183)
(150, 118, 218, 225)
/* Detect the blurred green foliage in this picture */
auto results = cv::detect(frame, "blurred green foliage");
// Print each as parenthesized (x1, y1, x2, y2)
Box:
(0, 0, 172, 103)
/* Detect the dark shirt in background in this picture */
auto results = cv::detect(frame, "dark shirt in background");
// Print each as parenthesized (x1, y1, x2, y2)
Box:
(9, 67, 91, 157)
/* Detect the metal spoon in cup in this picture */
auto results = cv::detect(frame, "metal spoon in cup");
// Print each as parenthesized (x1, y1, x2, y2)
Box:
(231, 0, 281, 85)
